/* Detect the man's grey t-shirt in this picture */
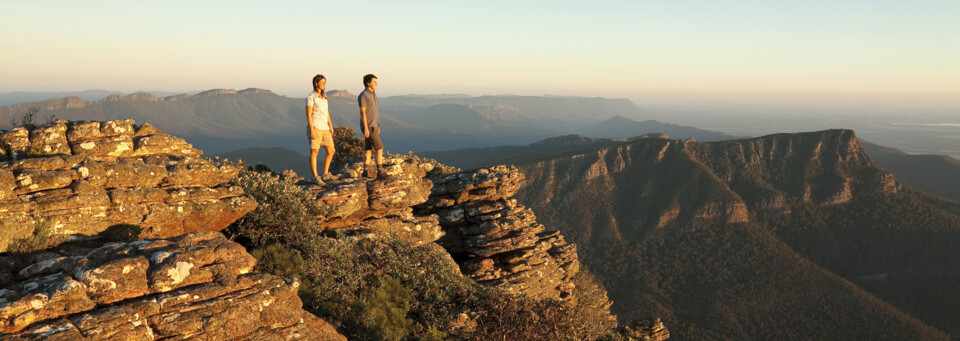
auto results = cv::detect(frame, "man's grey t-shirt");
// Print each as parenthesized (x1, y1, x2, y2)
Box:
(358, 89, 379, 130)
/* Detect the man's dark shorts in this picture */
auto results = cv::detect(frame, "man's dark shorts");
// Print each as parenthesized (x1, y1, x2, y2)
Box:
(365, 126, 383, 151)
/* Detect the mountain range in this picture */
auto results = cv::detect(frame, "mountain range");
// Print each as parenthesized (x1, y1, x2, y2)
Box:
(0, 89, 739, 156)
(212, 128, 960, 339)
(6, 89, 960, 339)
(499, 129, 960, 339)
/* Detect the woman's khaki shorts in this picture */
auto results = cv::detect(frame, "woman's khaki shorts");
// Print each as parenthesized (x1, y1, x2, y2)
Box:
(307, 126, 334, 149)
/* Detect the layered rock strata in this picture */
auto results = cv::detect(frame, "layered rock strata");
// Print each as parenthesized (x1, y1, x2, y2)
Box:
(0, 120, 257, 251)
(0, 231, 344, 340)
(313, 157, 443, 246)
(415, 165, 579, 302)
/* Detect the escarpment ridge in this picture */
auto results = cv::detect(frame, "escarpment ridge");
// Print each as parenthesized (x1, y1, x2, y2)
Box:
(512, 128, 960, 339)
(520, 129, 898, 236)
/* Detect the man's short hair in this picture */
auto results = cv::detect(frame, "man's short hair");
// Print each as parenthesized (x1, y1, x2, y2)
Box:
(363, 74, 377, 88)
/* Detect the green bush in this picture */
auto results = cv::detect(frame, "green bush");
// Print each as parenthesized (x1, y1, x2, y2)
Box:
(297, 236, 481, 337)
(332, 126, 364, 169)
(252, 244, 305, 280)
(228, 164, 330, 246)
(349, 276, 414, 341)
(472, 291, 579, 340)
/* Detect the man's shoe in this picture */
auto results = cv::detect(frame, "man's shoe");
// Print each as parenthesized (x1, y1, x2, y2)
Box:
(321, 173, 339, 182)
(363, 165, 377, 179)
(312, 177, 326, 186)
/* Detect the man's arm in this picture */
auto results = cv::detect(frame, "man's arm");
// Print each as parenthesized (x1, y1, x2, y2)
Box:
(360, 106, 370, 138)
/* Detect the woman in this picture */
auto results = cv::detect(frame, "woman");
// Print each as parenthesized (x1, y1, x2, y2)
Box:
(306, 74, 337, 185)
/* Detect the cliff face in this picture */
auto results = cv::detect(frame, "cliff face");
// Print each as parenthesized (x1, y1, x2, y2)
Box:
(519, 130, 897, 242)
(685, 129, 897, 212)
(0, 120, 343, 340)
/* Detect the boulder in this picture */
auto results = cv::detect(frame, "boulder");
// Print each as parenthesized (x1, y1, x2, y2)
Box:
(0, 128, 29, 160)
(28, 123, 71, 156)
(314, 159, 440, 244)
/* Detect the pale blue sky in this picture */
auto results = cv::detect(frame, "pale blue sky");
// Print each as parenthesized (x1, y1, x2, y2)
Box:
(2, 0, 958, 101)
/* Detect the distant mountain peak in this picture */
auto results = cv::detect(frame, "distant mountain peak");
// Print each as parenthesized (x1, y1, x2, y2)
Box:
(125, 92, 160, 102)
(238, 88, 274, 95)
(327, 89, 355, 98)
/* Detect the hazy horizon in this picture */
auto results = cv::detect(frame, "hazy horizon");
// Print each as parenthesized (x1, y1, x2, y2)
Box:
(3, 1, 958, 100)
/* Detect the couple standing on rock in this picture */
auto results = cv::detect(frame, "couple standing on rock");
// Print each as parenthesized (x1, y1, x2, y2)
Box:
(306, 73, 384, 186)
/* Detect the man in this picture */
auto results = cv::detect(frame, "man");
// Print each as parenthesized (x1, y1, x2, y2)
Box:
(358, 73, 384, 177)
(307, 74, 336, 185)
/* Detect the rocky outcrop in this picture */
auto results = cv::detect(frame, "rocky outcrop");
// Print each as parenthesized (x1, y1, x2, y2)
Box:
(415, 166, 579, 302)
(313, 157, 443, 246)
(0, 231, 343, 340)
(311, 157, 580, 303)
(0, 120, 257, 252)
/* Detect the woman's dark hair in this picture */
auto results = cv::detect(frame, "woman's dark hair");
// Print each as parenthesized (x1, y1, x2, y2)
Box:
(312, 74, 327, 99)
(363, 74, 377, 88)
